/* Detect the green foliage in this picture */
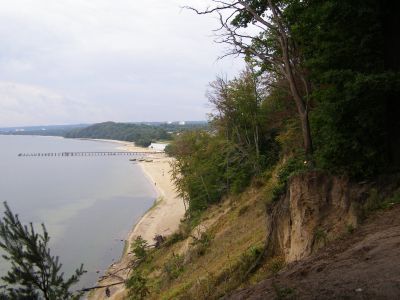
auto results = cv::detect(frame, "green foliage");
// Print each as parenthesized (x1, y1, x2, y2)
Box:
(314, 227, 328, 246)
(169, 69, 281, 216)
(285, 0, 400, 178)
(126, 270, 149, 300)
(236, 246, 264, 281)
(131, 236, 148, 260)
(190, 231, 213, 257)
(163, 232, 185, 248)
(163, 254, 184, 281)
(267, 256, 286, 276)
(64, 121, 171, 147)
(361, 188, 400, 218)
(272, 283, 296, 300)
(311, 72, 400, 178)
(0, 202, 85, 300)
(271, 183, 287, 203)
(170, 130, 255, 215)
(272, 157, 308, 202)
(277, 157, 307, 184)
(346, 224, 355, 234)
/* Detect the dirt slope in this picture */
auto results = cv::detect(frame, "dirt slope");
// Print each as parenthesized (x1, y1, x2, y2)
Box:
(228, 205, 400, 300)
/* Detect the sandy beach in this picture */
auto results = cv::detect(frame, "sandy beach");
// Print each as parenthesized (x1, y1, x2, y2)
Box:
(88, 141, 185, 300)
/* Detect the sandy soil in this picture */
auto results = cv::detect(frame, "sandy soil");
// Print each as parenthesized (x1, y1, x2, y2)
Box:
(87, 141, 185, 300)
(228, 204, 400, 300)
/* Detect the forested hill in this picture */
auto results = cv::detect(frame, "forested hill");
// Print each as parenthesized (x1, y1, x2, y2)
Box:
(1, 121, 208, 147)
(64, 122, 170, 147)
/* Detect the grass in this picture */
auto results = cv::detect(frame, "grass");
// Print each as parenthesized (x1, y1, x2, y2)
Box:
(272, 283, 296, 299)
(361, 188, 400, 219)
(314, 227, 328, 246)
(126, 182, 269, 299)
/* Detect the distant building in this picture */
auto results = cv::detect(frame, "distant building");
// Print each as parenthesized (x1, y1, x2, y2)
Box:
(179, 121, 186, 125)
(148, 143, 168, 152)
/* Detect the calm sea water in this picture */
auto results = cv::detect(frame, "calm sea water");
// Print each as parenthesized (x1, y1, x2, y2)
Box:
(0, 135, 156, 288)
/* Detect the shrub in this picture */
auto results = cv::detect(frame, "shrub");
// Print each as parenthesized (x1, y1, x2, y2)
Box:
(190, 231, 213, 257)
(126, 270, 150, 300)
(131, 236, 148, 260)
(314, 227, 328, 246)
(271, 157, 308, 202)
(164, 232, 185, 247)
(163, 254, 184, 280)
(361, 188, 400, 219)
(236, 245, 264, 281)
(267, 256, 286, 275)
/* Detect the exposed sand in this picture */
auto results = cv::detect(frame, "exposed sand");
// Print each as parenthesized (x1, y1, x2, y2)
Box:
(87, 141, 185, 300)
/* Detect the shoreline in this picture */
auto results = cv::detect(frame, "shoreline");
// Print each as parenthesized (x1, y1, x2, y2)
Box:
(88, 139, 185, 300)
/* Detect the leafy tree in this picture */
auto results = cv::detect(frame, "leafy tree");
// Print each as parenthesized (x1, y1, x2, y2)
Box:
(131, 236, 148, 260)
(126, 270, 149, 300)
(169, 69, 282, 216)
(285, 0, 400, 177)
(0, 202, 85, 300)
(187, 0, 315, 160)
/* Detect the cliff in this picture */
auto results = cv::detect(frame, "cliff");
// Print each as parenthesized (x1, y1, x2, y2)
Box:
(265, 171, 365, 263)
(121, 169, 399, 299)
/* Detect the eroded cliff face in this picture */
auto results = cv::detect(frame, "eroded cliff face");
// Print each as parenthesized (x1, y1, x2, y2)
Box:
(266, 171, 368, 262)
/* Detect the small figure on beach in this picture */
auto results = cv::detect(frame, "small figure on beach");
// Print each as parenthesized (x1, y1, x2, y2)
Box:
(105, 287, 111, 297)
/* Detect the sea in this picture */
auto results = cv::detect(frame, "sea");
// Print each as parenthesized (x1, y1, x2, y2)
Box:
(0, 135, 156, 288)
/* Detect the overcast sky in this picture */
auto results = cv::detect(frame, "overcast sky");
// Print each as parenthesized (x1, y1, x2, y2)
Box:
(0, 0, 243, 127)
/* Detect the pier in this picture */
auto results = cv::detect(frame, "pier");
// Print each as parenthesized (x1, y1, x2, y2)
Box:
(17, 151, 161, 157)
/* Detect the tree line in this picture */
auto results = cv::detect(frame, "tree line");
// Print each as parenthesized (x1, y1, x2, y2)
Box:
(64, 122, 171, 147)
(168, 0, 400, 217)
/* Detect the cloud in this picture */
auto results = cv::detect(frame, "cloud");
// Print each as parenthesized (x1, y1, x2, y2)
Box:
(0, 0, 243, 126)
(0, 81, 108, 127)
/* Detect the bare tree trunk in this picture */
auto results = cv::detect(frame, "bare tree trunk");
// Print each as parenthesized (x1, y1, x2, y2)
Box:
(187, 1, 314, 159)
(285, 68, 313, 158)
(273, 0, 313, 158)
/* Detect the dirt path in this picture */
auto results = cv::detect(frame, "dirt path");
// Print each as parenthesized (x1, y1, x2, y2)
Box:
(229, 205, 400, 299)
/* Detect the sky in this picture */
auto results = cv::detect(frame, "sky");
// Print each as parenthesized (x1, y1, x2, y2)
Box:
(0, 0, 243, 127)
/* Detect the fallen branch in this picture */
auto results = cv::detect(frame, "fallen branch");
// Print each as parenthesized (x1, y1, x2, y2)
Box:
(79, 281, 125, 292)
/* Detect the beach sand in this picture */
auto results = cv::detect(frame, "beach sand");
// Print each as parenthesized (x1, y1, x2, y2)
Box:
(87, 141, 185, 300)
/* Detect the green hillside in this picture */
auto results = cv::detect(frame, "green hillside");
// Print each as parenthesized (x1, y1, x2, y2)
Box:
(64, 122, 171, 147)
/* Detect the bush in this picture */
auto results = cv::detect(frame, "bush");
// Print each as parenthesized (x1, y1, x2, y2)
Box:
(272, 157, 308, 202)
(164, 232, 185, 247)
(131, 236, 148, 260)
(361, 188, 400, 218)
(236, 245, 264, 281)
(190, 231, 213, 257)
(311, 72, 400, 178)
(163, 254, 185, 280)
(267, 256, 286, 275)
(126, 270, 150, 300)
(271, 182, 287, 202)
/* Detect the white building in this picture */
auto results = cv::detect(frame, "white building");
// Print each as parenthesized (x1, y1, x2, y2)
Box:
(148, 142, 168, 152)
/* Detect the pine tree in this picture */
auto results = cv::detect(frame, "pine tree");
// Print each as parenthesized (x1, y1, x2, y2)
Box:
(0, 202, 85, 300)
